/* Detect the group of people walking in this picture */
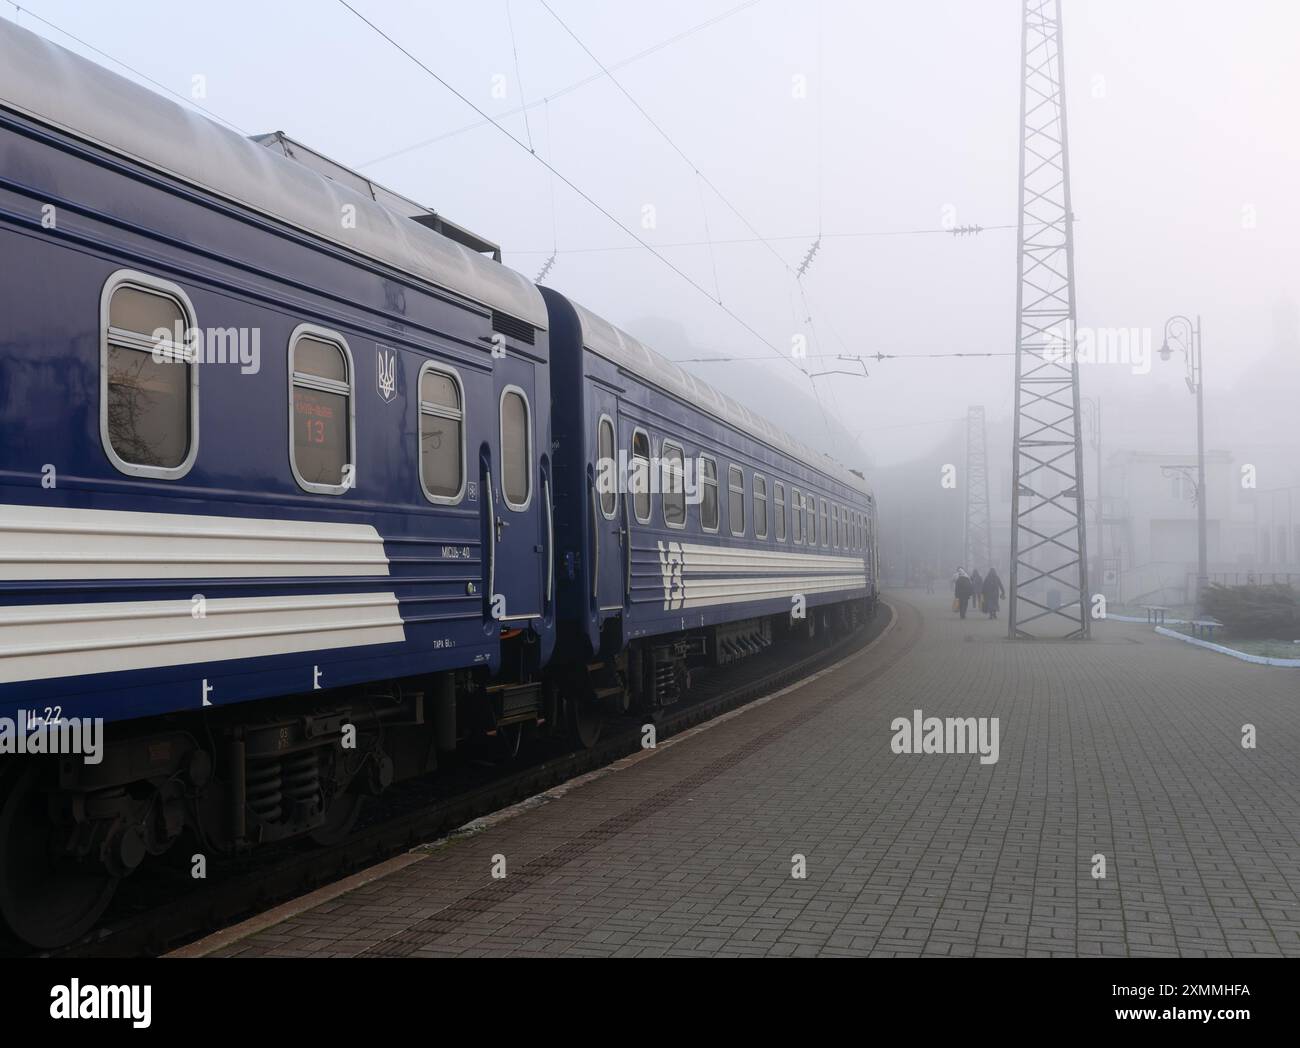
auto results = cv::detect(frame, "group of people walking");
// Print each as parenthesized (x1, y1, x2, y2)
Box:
(952, 566, 1004, 619)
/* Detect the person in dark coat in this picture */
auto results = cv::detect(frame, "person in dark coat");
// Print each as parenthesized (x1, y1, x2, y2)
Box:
(970, 569, 984, 613)
(953, 568, 973, 618)
(982, 567, 1005, 619)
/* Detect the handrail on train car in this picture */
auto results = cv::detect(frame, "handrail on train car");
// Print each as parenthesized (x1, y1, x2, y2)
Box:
(622, 491, 632, 601)
(486, 469, 497, 610)
(544, 474, 554, 608)
(589, 479, 600, 601)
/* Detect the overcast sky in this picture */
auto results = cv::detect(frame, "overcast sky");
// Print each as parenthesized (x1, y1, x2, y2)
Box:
(7, 0, 1297, 475)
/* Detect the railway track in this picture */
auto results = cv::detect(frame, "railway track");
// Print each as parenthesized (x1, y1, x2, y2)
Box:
(38, 607, 898, 958)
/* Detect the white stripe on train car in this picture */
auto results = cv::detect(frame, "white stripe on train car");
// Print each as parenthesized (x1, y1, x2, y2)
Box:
(0, 592, 406, 684)
(655, 541, 866, 611)
(0, 503, 391, 580)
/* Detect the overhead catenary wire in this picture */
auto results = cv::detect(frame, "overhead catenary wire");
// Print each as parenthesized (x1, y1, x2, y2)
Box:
(335, 0, 808, 379)
(4, 2, 252, 136)
(535, 0, 851, 448)
(539, 0, 796, 280)
(673, 350, 1016, 364)
(503, 0, 534, 152)
(356, 0, 763, 169)
(504, 222, 1024, 254)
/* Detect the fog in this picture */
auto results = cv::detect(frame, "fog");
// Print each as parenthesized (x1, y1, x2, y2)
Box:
(14, 0, 1297, 593)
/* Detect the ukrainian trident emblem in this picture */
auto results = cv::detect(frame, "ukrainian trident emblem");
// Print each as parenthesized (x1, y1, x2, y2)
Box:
(376, 346, 396, 403)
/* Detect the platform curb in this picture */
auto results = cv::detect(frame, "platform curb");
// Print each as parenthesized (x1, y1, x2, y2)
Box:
(1153, 625, 1300, 667)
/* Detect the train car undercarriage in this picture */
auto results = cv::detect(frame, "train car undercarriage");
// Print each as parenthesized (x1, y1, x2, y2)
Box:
(0, 596, 871, 949)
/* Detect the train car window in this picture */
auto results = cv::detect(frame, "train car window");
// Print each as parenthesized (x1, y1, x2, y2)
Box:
(101, 271, 199, 479)
(289, 326, 354, 495)
(834, 505, 841, 549)
(820, 498, 829, 547)
(807, 493, 817, 545)
(700, 455, 719, 532)
(631, 429, 651, 523)
(597, 415, 617, 517)
(774, 483, 787, 542)
(662, 441, 686, 527)
(792, 488, 803, 543)
(753, 475, 768, 539)
(500, 387, 533, 509)
(728, 466, 745, 537)
(418, 363, 465, 503)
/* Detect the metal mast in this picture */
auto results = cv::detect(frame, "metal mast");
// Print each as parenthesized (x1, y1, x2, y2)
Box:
(1007, 0, 1089, 639)
(965, 405, 992, 572)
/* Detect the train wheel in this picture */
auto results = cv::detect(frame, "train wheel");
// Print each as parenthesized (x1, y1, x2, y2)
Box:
(565, 692, 604, 749)
(0, 764, 119, 950)
(494, 722, 527, 762)
(309, 792, 367, 846)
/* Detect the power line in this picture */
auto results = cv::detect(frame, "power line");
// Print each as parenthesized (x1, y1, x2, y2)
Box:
(335, 0, 806, 379)
(503, 0, 534, 152)
(6, 2, 251, 136)
(535, 0, 845, 445)
(673, 350, 1016, 364)
(356, 0, 763, 169)
(505, 222, 1022, 254)
(539, 0, 795, 279)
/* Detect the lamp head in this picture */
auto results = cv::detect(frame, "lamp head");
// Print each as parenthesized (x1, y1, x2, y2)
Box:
(1159, 339, 1172, 362)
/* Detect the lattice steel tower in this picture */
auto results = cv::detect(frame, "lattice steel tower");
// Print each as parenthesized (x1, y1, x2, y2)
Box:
(1007, 0, 1089, 639)
(965, 406, 991, 573)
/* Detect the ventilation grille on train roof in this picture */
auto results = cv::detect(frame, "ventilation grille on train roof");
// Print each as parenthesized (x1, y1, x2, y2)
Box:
(492, 311, 535, 345)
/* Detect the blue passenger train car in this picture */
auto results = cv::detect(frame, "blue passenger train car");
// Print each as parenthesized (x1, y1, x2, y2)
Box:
(0, 22, 557, 946)
(544, 289, 877, 716)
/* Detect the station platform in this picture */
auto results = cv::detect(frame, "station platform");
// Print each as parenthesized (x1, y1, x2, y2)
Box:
(185, 593, 1300, 958)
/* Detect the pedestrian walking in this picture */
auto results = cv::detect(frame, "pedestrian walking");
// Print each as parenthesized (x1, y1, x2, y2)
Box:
(970, 569, 984, 613)
(982, 567, 1005, 619)
(953, 568, 973, 619)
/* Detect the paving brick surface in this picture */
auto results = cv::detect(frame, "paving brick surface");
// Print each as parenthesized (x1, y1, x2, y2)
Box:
(210, 593, 1300, 957)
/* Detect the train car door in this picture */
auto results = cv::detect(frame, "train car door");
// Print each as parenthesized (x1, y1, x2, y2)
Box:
(591, 387, 626, 620)
(487, 360, 544, 628)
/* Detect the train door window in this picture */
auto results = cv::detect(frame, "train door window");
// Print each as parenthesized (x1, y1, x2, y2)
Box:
(631, 429, 651, 523)
(754, 475, 768, 539)
(597, 415, 617, 517)
(662, 441, 686, 528)
(500, 386, 533, 509)
(418, 364, 465, 503)
(289, 325, 354, 494)
(700, 454, 719, 532)
(728, 465, 746, 537)
(792, 488, 803, 543)
(820, 498, 829, 547)
(101, 271, 199, 479)
(774, 483, 787, 542)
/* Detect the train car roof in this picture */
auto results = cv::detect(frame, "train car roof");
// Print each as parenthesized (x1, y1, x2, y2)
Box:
(561, 297, 869, 494)
(0, 20, 546, 331)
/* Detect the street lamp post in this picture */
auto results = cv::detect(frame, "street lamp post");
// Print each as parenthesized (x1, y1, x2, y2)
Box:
(1159, 315, 1207, 612)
